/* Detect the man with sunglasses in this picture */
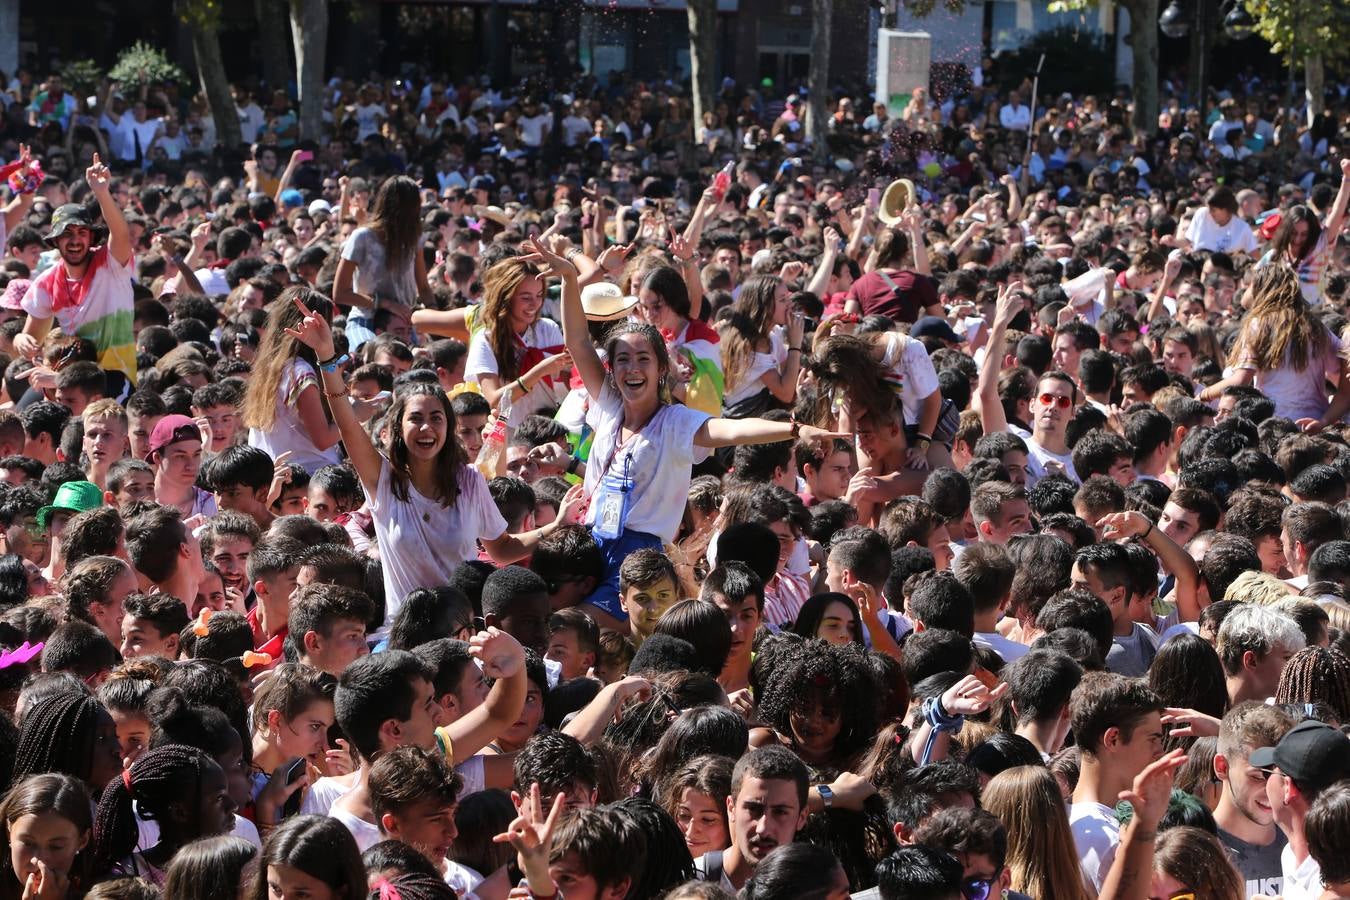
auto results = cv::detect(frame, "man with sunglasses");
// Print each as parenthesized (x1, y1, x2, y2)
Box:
(1251, 719, 1350, 900)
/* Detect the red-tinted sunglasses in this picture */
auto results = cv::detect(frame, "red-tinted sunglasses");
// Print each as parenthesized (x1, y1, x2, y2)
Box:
(1038, 393, 1073, 409)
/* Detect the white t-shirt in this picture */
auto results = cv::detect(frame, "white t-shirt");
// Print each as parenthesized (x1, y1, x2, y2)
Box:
(722, 328, 786, 409)
(1012, 426, 1079, 486)
(518, 113, 552, 147)
(975, 630, 1030, 662)
(302, 771, 359, 816)
(1280, 845, 1322, 900)
(369, 460, 508, 631)
(236, 103, 266, 143)
(352, 103, 388, 141)
(1069, 801, 1120, 893)
(138, 811, 259, 852)
(247, 358, 343, 474)
(999, 104, 1032, 131)
(583, 384, 712, 544)
(1234, 330, 1342, 423)
(881, 332, 941, 426)
(332, 807, 382, 852)
(465, 318, 568, 427)
(1186, 208, 1258, 254)
(561, 114, 592, 146)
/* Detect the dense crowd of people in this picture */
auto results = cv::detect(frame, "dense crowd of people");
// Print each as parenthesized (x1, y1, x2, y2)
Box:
(0, 49, 1348, 900)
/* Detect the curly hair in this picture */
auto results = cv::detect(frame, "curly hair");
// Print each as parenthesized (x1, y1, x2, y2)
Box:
(756, 639, 878, 768)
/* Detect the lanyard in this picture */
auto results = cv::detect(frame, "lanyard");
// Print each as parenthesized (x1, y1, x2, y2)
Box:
(596, 405, 666, 483)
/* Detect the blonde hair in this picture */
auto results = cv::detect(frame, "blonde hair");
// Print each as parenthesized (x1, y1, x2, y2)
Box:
(982, 766, 1092, 900)
(1230, 264, 1328, 372)
(241, 287, 334, 432)
(1224, 569, 1295, 605)
(82, 398, 127, 429)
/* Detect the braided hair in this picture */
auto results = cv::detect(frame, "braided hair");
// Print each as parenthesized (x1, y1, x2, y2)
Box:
(368, 872, 458, 900)
(91, 743, 214, 877)
(11, 689, 104, 788)
(1274, 646, 1350, 723)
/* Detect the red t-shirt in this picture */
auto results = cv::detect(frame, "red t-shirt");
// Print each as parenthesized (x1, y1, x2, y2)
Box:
(845, 269, 938, 323)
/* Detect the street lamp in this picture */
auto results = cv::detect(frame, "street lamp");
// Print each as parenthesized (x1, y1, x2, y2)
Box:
(1159, 0, 1189, 37)
(1223, 1, 1254, 38)
(1158, 0, 1254, 39)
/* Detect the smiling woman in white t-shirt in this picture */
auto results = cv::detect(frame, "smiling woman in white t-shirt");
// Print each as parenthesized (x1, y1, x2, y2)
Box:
(466, 257, 572, 429)
(520, 237, 844, 629)
(285, 294, 582, 633)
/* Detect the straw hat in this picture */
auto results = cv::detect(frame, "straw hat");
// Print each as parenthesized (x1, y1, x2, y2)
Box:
(878, 178, 916, 225)
(581, 282, 638, 322)
(473, 205, 514, 227)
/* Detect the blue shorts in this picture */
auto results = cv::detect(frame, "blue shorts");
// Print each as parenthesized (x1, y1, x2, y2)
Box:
(583, 527, 663, 622)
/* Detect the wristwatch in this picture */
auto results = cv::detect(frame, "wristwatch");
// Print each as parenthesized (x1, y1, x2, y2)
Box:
(817, 784, 834, 809)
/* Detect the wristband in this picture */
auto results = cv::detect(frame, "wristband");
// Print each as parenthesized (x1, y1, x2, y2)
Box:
(567, 456, 581, 475)
(915, 432, 933, 443)
(319, 353, 350, 373)
(790, 419, 802, 438)
(516, 377, 528, 394)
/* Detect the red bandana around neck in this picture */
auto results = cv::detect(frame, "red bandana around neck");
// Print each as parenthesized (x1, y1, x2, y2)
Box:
(40, 245, 108, 314)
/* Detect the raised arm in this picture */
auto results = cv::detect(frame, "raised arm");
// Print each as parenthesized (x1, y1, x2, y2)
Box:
(1, 145, 37, 234)
(410, 307, 471, 341)
(902, 207, 931, 277)
(1323, 158, 1350, 245)
(273, 148, 306, 205)
(522, 236, 606, 398)
(806, 227, 842, 297)
(284, 296, 384, 492)
(1099, 511, 1201, 622)
(975, 281, 1022, 435)
(83, 155, 131, 266)
(1144, 254, 1182, 324)
(444, 628, 527, 763)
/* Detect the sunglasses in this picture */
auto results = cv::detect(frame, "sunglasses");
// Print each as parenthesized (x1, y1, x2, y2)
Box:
(962, 878, 995, 900)
(1037, 393, 1073, 409)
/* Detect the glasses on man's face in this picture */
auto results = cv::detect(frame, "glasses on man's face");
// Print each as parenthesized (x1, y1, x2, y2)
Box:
(1037, 393, 1072, 409)
(961, 878, 995, 900)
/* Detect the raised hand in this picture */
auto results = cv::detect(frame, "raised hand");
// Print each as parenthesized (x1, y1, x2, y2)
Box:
(282, 296, 336, 360)
(596, 242, 634, 274)
(556, 483, 586, 525)
(520, 235, 577, 279)
(940, 674, 1010, 717)
(1160, 707, 1221, 739)
(994, 280, 1025, 327)
(669, 229, 695, 263)
(1096, 510, 1151, 541)
(495, 782, 567, 886)
(470, 626, 525, 680)
(85, 153, 111, 195)
(265, 451, 295, 507)
(1118, 748, 1187, 831)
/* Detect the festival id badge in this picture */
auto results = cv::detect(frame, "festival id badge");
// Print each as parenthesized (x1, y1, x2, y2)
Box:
(591, 468, 632, 540)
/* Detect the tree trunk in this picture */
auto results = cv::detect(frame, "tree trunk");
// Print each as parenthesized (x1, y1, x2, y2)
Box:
(1122, 0, 1159, 137)
(1304, 53, 1324, 124)
(255, 0, 292, 92)
(807, 0, 833, 159)
(184, 4, 243, 149)
(289, 0, 329, 143)
(686, 0, 718, 138)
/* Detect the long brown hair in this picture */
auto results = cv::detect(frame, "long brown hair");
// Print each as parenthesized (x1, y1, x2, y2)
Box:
(982, 766, 1092, 900)
(241, 287, 335, 431)
(364, 175, 422, 282)
(718, 274, 780, 393)
(383, 382, 469, 507)
(1, 774, 94, 900)
(480, 257, 543, 382)
(1229, 263, 1328, 372)
(806, 334, 899, 427)
(1153, 827, 1245, 900)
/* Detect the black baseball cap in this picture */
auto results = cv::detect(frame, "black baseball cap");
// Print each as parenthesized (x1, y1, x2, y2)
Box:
(1249, 719, 1350, 794)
